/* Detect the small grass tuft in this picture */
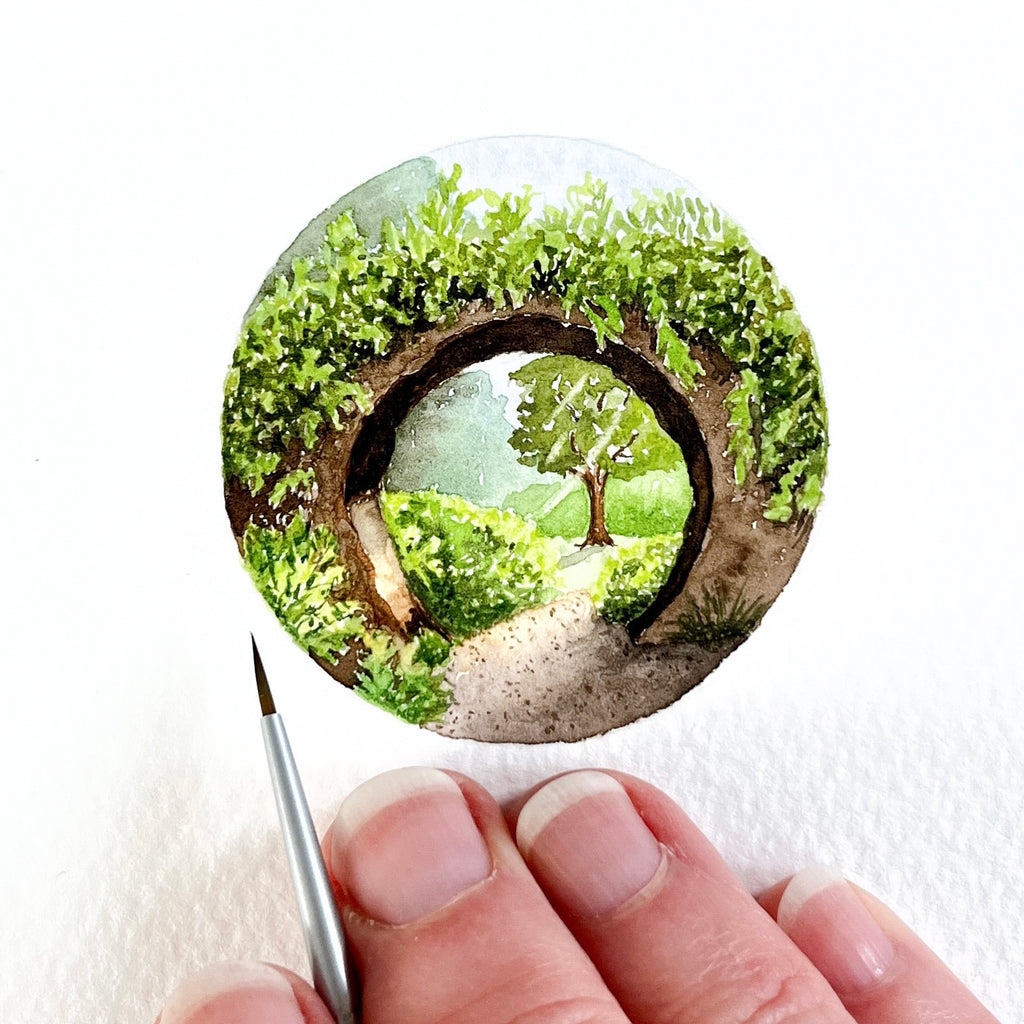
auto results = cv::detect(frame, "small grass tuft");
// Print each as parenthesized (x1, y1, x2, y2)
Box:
(673, 585, 770, 648)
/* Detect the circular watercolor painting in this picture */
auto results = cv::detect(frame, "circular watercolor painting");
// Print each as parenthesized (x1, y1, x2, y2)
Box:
(223, 137, 827, 742)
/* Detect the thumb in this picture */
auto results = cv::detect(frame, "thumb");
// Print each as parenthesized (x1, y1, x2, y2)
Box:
(156, 961, 335, 1024)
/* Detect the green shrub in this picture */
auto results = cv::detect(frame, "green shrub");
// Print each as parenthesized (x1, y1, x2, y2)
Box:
(243, 516, 452, 724)
(242, 516, 365, 662)
(592, 533, 684, 625)
(408, 627, 452, 669)
(380, 489, 562, 640)
(224, 168, 827, 521)
(355, 630, 452, 724)
(673, 585, 770, 647)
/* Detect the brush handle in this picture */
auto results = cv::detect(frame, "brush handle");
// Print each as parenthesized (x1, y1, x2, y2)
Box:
(261, 713, 355, 1024)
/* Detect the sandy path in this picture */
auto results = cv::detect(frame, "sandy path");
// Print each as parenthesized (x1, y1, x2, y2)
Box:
(428, 591, 735, 743)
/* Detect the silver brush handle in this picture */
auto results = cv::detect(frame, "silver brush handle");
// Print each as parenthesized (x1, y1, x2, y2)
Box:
(261, 713, 354, 1024)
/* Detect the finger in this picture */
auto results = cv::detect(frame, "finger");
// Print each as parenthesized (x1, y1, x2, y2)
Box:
(510, 770, 857, 1024)
(327, 766, 631, 1024)
(157, 961, 335, 1024)
(760, 866, 1000, 1023)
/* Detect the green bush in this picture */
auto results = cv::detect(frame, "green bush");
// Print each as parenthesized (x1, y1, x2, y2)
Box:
(354, 630, 452, 724)
(673, 585, 770, 647)
(408, 627, 452, 669)
(242, 516, 452, 724)
(592, 533, 684, 625)
(242, 516, 365, 662)
(380, 489, 563, 641)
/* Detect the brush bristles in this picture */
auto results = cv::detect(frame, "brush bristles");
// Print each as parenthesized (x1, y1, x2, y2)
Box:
(251, 635, 276, 716)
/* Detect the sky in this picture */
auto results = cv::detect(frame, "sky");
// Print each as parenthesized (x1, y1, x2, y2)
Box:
(385, 354, 564, 506)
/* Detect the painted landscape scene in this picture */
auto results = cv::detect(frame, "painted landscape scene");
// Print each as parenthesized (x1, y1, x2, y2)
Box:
(382, 352, 692, 641)
(223, 142, 827, 741)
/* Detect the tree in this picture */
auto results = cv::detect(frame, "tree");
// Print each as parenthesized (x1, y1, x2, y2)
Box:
(508, 356, 683, 547)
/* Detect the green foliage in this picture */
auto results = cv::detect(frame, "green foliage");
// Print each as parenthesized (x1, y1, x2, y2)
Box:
(242, 515, 452, 726)
(592, 534, 684, 625)
(673, 585, 771, 647)
(241, 516, 365, 662)
(723, 368, 761, 490)
(409, 627, 452, 669)
(269, 468, 316, 509)
(354, 631, 452, 725)
(508, 355, 683, 482)
(762, 447, 828, 522)
(223, 166, 826, 520)
(241, 512, 454, 729)
(380, 489, 562, 641)
(604, 468, 692, 537)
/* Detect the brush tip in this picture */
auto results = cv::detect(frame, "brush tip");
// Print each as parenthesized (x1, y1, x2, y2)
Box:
(251, 635, 276, 716)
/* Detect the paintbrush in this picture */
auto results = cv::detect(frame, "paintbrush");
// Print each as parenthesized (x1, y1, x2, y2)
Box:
(252, 636, 356, 1023)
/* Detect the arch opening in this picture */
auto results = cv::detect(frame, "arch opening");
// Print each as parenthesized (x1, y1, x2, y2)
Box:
(345, 314, 713, 639)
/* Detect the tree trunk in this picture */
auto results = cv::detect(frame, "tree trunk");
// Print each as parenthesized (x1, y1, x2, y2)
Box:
(332, 510, 411, 641)
(308, 430, 411, 643)
(580, 466, 614, 546)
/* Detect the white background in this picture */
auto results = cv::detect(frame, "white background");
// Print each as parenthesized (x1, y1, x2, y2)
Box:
(1, 2, 1021, 1021)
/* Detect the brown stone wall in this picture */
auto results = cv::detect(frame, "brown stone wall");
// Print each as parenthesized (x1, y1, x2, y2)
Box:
(266, 295, 807, 662)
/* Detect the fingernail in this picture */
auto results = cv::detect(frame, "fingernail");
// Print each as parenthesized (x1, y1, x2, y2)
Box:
(331, 766, 492, 925)
(777, 865, 896, 994)
(161, 962, 303, 1024)
(516, 770, 663, 918)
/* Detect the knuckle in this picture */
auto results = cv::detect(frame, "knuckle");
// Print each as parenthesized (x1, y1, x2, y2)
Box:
(504, 996, 625, 1024)
(660, 942, 850, 1024)
(734, 972, 849, 1024)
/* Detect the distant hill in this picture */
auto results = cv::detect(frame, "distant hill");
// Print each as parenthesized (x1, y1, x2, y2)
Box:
(503, 467, 692, 539)
(505, 481, 589, 538)
(385, 369, 559, 507)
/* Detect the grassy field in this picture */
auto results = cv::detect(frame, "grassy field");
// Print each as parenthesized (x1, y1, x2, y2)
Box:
(502, 466, 692, 540)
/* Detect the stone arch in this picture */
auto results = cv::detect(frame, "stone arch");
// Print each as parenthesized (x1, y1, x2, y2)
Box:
(342, 308, 713, 641)
(301, 294, 813, 734)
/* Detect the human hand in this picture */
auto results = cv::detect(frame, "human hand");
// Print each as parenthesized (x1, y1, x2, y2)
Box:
(157, 768, 999, 1024)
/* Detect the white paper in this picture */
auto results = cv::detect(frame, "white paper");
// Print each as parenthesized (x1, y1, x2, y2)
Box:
(2, 3, 1021, 1022)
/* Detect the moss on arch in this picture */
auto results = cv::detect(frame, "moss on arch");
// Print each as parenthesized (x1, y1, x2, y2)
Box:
(223, 167, 826, 520)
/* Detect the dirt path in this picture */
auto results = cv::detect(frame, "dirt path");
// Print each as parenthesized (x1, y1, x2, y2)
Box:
(428, 592, 736, 743)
